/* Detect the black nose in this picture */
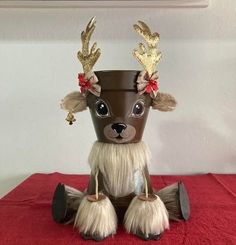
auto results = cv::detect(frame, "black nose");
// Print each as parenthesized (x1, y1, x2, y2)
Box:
(111, 123, 127, 134)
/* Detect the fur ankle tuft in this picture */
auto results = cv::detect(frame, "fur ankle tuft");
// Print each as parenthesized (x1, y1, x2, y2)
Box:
(74, 195, 117, 239)
(124, 195, 169, 237)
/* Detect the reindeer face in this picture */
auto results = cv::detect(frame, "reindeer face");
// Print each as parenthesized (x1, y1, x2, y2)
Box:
(87, 91, 151, 144)
(86, 71, 152, 144)
(61, 71, 176, 141)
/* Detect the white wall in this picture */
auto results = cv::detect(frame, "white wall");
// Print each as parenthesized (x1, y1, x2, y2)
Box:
(0, 1, 236, 197)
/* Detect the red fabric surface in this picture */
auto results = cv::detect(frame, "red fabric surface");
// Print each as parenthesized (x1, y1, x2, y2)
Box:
(0, 173, 236, 245)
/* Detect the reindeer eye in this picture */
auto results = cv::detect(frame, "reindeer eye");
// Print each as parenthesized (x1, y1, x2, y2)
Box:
(132, 100, 145, 117)
(95, 100, 110, 117)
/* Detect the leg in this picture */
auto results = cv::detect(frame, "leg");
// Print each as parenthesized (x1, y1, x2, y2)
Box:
(51, 170, 106, 224)
(124, 194, 169, 240)
(51, 183, 84, 223)
(74, 171, 117, 241)
(74, 194, 117, 241)
(157, 182, 190, 221)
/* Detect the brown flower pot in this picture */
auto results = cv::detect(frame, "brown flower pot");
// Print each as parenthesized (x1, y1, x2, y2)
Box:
(86, 70, 152, 144)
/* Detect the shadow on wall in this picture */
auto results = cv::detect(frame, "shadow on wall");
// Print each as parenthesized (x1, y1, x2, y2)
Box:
(150, 118, 236, 174)
(0, 174, 29, 198)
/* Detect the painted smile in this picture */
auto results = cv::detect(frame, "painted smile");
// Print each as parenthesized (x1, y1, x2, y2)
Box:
(116, 135, 123, 139)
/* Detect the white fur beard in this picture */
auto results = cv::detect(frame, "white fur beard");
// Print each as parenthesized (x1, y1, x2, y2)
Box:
(88, 141, 151, 198)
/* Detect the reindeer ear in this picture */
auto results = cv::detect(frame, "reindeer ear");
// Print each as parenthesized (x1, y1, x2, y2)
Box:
(60, 91, 87, 113)
(152, 92, 177, 112)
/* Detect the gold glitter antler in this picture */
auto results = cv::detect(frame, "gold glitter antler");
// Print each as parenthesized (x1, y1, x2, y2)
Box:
(77, 17, 101, 73)
(133, 21, 162, 76)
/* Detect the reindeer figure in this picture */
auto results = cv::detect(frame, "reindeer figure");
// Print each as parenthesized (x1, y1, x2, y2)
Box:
(52, 17, 190, 241)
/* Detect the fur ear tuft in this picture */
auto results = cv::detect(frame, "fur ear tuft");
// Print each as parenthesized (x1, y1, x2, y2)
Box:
(152, 92, 177, 112)
(60, 91, 87, 113)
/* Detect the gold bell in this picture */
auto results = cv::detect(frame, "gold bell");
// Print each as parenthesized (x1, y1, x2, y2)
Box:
(66, 112, 76, 125)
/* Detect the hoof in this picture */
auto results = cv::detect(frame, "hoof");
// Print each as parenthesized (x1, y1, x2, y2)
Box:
(136, 230, 161, 241)
(52, 183, 82, 223)
(81, 233, 108, 241)
(51, 183, 68, 223)
(179, 182, 190, 221)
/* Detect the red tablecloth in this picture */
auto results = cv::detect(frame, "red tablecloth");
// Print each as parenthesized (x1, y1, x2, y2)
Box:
(0, 173, 236, 245)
